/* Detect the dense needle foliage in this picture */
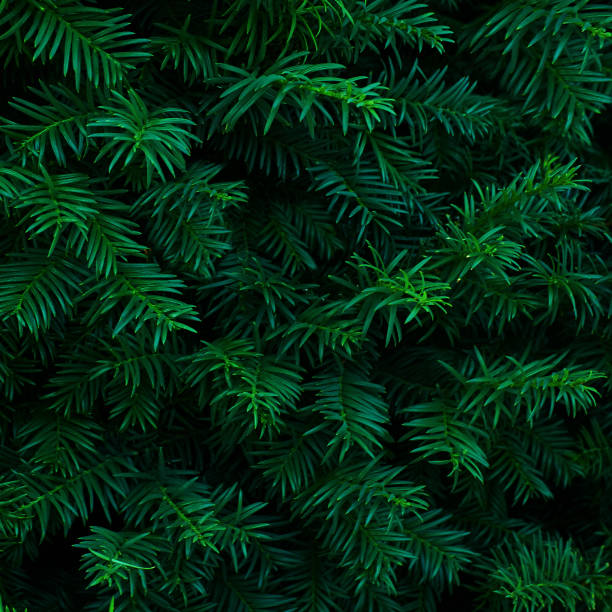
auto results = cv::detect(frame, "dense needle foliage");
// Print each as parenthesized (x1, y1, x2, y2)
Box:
(1, 0, 612, 610)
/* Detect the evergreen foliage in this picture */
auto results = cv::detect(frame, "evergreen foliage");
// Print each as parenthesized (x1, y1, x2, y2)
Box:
(1, 0, 612, 610)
